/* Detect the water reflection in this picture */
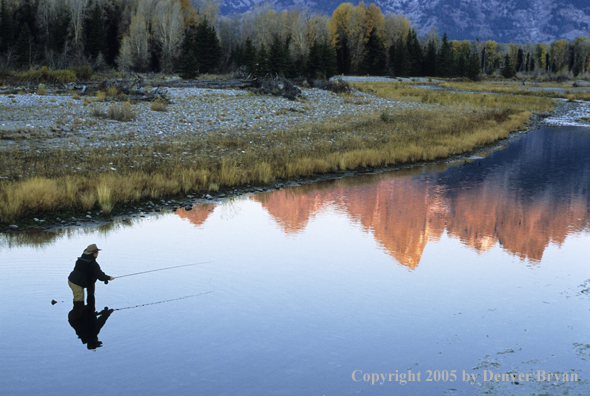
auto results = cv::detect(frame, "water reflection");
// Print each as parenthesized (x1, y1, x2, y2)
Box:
(0, 219, 138, 249)
(177, 127, 590, 268)
(3, 127, 589, 270)
(68, 303, 114, 350)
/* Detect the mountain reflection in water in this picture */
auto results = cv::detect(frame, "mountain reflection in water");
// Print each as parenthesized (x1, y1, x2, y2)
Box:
(178, 127, 590, 268)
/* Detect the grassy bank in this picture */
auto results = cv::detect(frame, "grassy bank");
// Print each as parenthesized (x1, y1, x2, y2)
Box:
(433, 80, 590, 101)
(0, 82, 555, 225)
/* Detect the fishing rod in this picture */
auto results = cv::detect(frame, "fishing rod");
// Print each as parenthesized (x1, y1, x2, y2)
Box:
(113, 261, 213, 279)
(112, 290, 213, 311)
(51, 262, 213, 305)
(52, 290, 214, 309)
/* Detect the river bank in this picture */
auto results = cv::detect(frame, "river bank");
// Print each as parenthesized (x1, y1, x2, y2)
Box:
(1, 76, 581, 231)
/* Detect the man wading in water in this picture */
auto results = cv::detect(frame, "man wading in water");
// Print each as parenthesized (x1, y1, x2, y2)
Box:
(68, 244, 114, 307)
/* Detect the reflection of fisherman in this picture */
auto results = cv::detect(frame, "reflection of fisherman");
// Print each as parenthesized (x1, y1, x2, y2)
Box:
(68, 304, 114, 349)
(68, 244, 114, 306)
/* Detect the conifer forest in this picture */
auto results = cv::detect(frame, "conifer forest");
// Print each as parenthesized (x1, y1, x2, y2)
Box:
(1, 0, 589, 81)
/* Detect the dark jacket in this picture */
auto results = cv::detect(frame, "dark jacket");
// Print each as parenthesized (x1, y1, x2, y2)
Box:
(68, 253, 110, 288)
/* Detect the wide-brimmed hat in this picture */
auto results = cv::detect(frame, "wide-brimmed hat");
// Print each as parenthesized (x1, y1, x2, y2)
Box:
(83, 244, 102, 255)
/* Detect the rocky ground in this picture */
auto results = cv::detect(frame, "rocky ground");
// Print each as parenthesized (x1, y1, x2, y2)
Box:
(0, 77, 429, 158)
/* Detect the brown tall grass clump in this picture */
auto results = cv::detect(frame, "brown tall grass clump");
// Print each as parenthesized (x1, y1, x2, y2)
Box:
(106, 102, 136, 121)
(150, 97, 168, 112)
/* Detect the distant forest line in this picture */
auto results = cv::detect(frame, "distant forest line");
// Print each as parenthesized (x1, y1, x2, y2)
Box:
(1, 0, 589, 80)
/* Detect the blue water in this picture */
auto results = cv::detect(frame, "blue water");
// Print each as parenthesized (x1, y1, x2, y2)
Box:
(1, 127, 589, 396)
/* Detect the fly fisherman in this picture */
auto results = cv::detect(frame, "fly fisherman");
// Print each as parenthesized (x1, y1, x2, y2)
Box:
(68, 244, 114, 307)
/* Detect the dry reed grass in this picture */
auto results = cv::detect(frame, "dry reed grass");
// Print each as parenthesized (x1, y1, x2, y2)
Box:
(0, 82, 556, 224)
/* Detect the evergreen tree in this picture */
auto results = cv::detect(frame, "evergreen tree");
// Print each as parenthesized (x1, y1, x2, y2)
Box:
(255, 43, 269, 76)
(361, 27, 386, 76)
(179, 49, 199, 79)
(306, 40, 322, 78)
(14, 0, 37, 41)
(268, 35, 288, 76)
(466, 51, 481, 80)
(230, 43, 244, 68)
(501, 54, 516, 78)
(48, 9, 71, 55)
(437, 33, 453, 77)
(320, 41, 338, 79)
(244, 38, 256, 74)
(14, 23, 33, 69)
(422, 39, 437, 77)
(406, 28, 422, 76)
(393, 37, 411, 77)
(568, 44, 575, 72)
(336, 35, 350, 75)
(86, 2, 106, 61)
(0, 0, 12, 52)
(282, 37, 296, 78)
(307, 40, 337, 79)
(387, 43, 396, 76)
(104, 1, 122, 66)
(456, 52, 467, 77)
(194, 19, 222, 74)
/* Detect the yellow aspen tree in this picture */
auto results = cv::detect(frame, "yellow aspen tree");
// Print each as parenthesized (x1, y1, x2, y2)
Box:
(345, 2, 368, 73)
(328, 2, 354, 50)
(364, 2, 384, 37)
(534, 43, 548, 70)
(178, 0, 198, 29)
(549, 39, 569, 71)
(484, 40, 500, 73)
(381, 13, 410, 51)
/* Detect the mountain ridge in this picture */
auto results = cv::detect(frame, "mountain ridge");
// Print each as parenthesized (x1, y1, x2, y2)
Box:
(219, 0, 590, 43)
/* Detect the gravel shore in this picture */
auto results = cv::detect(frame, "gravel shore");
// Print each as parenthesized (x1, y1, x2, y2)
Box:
(0, 83, 428, 155)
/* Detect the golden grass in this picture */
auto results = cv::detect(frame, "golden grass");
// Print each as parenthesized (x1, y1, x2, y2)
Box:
(37, 84, 47, 95)
(97, 183, 113, 214)
(150, 97, 168, 112)
(106, 102, 136, 121)
(0, 81, 557, 224)
(352, 81, 556, 112)
(433, 80, 590, 101)
(96, 91, 107, 102)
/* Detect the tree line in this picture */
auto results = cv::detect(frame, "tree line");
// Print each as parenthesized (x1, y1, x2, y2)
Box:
(1, 0, 589, 80)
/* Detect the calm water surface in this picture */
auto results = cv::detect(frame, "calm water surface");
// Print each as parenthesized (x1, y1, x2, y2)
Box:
(1, 126, 590, 396)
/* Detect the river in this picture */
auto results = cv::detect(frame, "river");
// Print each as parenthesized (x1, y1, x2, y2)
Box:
(1, 124, 589, 396)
